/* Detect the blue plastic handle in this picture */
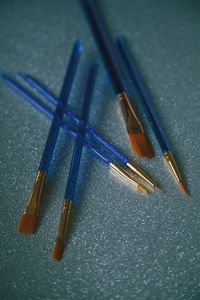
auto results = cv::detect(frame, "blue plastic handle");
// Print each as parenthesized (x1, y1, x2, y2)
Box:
(80, 0, 128, 95)
(64, 61, 98, 201)
(17, 73, 129, 165)
(38, 40, 83, 173)
(0, 72, 112, 166)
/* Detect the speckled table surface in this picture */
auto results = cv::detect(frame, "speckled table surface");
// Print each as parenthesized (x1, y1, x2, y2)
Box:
(1, 0, 200, 299)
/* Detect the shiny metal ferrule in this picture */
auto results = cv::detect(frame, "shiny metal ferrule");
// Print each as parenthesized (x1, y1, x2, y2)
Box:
(117, 92, 143, 134)
(24, 171, 46, 215)
(164, 151, 181, 182)
(110, 162, 148, 193)
(127, 162, 160, 190)
(55, 199, 72, 247)
(110, 161, 139, 188)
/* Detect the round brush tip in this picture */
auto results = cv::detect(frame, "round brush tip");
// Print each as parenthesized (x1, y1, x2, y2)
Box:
(179, 181, 188, 195)
(138, 184, 148, 194)
(52, 242, 64, 261)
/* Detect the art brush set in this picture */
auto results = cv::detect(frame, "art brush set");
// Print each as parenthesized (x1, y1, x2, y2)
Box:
(0, 0, 187, 261)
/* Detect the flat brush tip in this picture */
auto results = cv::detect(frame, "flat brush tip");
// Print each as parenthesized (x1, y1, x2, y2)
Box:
(179, 181, 188, 195)
(17, 213, 37, 235)
(128, 133, 154, 158)
(52, 242, 64, 261)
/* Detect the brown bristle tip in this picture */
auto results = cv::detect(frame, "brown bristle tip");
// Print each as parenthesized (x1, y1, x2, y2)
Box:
(139, 185, 148, 194)
(179, 181, 188, 195)
(17, 213, 37, 234)
(128, 133, 155, 158)
(52, 242, 64, 261)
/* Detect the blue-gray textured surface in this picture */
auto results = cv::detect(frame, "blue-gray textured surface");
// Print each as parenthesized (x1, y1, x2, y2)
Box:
(0, 0, 200, 299)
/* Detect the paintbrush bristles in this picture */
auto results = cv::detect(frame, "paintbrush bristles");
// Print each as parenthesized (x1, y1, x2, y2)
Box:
(52, 199, 72, 261)
(164, 151, 187, 195)
(128, 133, 154, 158)
(18, 214, 37, 234)
(17, 171, 46, 235)
(179, 181, 188, 195)
(118, 92, 154, 158)
(52, 240, 64, 261)
(138, 184, 148, 194)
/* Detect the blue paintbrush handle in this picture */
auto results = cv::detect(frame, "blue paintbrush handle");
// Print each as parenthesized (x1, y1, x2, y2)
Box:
(38, 40, 83, 172)
(17, 74, 129, 165)
(80, 62, 98, 123)
(0, 73, 111, 166)
(0, 72, 51, 118)
(64, 62, 98, 201)
(83, 140, 111, 165)
(80, 0, 126, 94)
(86, 126, 128, 163)
(115, 36, 171, 153)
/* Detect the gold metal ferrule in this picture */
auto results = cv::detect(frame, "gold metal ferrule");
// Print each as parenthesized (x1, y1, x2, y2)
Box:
(24, 171, 46, 215)
(110, 162, 137, 187)
(55, 199, 72, 247)
(118, 92, 143, 134)
(126, 162, 160, 191)
(164, 151, 181, 182)
(110, 162, 148, 193)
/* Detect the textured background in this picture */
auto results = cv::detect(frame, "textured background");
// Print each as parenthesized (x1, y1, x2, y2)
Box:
(0, 0, 200, 299)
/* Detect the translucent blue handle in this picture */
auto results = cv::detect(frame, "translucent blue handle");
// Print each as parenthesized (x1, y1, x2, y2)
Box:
(86, 126, 128, 163)
(17, 73, 129, 165)
(1, 72, 52, 118)
(84, 140, 111, 164)
(0, 72, 111, 166)
(38, 40, 83, 172)
(80, 0, 127, 94)
(65, 62, 98, 201)
(115, 36, 171, 153)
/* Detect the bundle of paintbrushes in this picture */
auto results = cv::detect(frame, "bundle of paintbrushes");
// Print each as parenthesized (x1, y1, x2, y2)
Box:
(0, 0, 187, 261)
(0, 40, 160, 259)
(80, 0, 187, 194)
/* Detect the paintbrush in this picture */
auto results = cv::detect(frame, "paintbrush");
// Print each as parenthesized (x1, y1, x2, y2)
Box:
(19, 73, 159, 190)
(1, 71, 158, 191)
(54, 61, 117, 260)
(80, 0, 154, 158)
(0, 71, 149, 194)
(15, 40, 83, 234)
(17, 73, 160, 191)
(115, 36, 187, 194)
